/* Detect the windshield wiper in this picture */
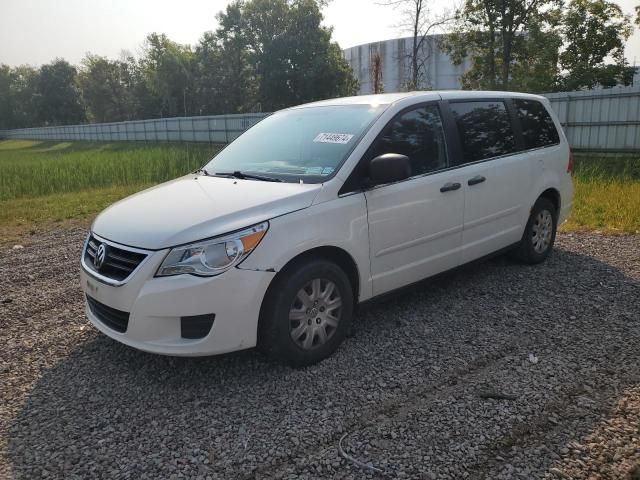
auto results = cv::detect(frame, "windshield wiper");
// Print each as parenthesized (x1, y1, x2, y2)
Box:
(213, 171, 282, 182)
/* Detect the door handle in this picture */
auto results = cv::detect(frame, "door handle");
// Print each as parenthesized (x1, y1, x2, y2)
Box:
(440, 182, 461, 193)
(468, 175, 486, 186)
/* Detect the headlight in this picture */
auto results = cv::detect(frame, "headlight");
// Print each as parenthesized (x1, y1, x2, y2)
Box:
(156, 222, 268, 277)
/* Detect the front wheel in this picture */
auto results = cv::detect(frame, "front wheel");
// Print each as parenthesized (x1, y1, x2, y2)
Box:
(259, 259, 354, 367)
(511, 197, 558, 264)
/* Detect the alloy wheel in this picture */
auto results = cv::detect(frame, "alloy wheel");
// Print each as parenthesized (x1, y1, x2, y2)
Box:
(289, 278, 342, 350)
(531, 209, 553, 254)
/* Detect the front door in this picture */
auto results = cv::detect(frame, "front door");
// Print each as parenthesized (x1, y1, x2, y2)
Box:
(363, 104, 466, 296)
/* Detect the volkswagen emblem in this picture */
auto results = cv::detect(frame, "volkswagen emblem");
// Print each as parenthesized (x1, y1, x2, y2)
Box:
(94, 243, 107, 270)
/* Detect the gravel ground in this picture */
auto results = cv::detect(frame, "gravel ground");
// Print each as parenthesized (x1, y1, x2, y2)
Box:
(0, 227, 639, 480)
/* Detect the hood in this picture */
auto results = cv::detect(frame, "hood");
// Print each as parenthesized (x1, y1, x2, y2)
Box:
(92, 174, 322, 249)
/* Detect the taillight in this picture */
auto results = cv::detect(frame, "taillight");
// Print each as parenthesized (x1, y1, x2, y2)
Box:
(567, 151, 574, 175)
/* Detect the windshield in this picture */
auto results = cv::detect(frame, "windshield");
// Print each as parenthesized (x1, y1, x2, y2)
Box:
(204, 104, 386, 183)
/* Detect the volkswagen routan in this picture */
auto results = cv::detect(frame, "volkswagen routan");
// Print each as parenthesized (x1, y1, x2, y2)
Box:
(81, 91, 573, 366)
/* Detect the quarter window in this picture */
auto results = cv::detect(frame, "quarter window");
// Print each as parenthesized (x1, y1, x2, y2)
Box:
(369, 105, 448, 177)
(514, 99, 560, 149)
(449, 101, 516, 162)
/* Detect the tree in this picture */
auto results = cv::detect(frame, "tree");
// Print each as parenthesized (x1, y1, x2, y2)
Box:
(0, 65, 40, 129)
(508, 16, 563, 92)
(217, 0, 358, 111)
(2, 1, 358, 128)
(560, 0, 633, 90)
(34, 59, 86, 126)
(140, 33, 195, 117)
(192, 32, 223, 115)
(116, 52, 162, 120)
(79, 54, 138, 122)
(370, 51, 384, 93)
(10, 65, 39, 128)
(213, 2, 259, 113)
(11, 66, 38, 125)
(0, 65, 13, 129)
(379, 0, 453, 90)
(443, 0, 562, 91)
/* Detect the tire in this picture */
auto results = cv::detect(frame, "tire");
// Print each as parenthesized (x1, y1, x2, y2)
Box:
(259, 258, 354, 367)
(511, 197, 558, 264)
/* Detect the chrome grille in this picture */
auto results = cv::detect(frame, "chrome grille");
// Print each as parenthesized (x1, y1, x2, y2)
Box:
(84, 234, 147, 282)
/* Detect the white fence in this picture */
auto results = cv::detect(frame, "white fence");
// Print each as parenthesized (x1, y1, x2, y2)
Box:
(1, 87, 639, 150)
(545, 86, 640, 151)
(0, 113, 269, 144)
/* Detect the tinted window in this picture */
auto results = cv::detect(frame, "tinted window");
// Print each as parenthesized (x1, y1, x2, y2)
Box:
(514, 99, 560, 149)
(369, 105, 448, 177)
(450, 101, 516, 162)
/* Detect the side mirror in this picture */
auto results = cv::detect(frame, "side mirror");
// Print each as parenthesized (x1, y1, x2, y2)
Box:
(369, 153, 411, 186)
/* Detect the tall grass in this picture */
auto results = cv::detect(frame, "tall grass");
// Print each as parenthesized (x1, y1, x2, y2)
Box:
(573, 152, 640, 181)
(0, 140, 638, 238)
(0, 140, 219, 201)
(565, 152, 640, 233)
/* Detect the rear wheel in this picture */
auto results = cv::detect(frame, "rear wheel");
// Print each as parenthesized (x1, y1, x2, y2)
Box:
(511, 197, 557, 264)
(259, 259, 354, 367)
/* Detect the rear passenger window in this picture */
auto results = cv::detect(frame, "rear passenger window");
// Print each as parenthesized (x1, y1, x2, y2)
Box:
(514, 99, 560, 149)
(369, 105, 447, 177)
(449, 101, 516, 162)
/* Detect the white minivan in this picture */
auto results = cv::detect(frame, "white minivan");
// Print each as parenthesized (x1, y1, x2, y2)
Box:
(81, 91, 573, 366)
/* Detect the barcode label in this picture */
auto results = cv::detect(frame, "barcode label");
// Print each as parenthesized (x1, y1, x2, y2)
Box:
(313, 133, 354, 144)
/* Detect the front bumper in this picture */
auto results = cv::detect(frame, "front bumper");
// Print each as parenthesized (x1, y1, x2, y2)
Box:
(80, 247, 276, 356)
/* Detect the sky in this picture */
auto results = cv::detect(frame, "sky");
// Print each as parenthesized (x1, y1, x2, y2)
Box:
(0, 0, 639, 67)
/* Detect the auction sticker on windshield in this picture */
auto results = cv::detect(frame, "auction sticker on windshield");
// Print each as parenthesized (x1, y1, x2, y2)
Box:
(313, 133, 354, 144)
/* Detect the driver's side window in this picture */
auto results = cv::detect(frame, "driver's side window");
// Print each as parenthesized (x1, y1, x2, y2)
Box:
(370, 105, 448, 177)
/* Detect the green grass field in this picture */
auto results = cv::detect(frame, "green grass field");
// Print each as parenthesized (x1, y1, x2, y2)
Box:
(562, 152, 640, 234)
(0, 140, 216, 200)
(0, 140, 219, 242)
(0, 139, 638, 243)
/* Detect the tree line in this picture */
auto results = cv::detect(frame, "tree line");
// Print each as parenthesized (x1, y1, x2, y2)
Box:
(1, 0, 638, 130)
(443, 0, 637, 92)
(0, 0, 357, 130)
(376, 0, 637, 93)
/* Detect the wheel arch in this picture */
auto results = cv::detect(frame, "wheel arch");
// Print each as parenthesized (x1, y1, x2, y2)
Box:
(537, 187, 561, 214)
(269, 246, 360, 302)
(257, 246, 361, 341)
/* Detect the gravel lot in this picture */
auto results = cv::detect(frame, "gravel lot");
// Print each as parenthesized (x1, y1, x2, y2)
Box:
(0, 227, 639, 480)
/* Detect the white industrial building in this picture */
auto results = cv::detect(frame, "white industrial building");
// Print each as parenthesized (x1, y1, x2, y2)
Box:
(343, 35, 471, 94)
